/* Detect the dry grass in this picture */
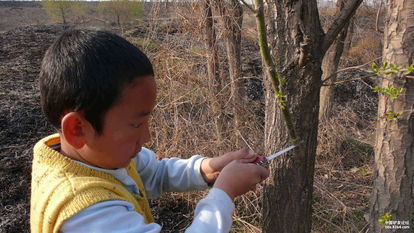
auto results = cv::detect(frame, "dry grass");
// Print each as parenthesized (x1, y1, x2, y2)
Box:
(125, 11, 378, 232)
(314, 108, 375, 233)
(125, 12, 267, 232)
(0, 2, 381, 232)
(347, 34, 382, 64)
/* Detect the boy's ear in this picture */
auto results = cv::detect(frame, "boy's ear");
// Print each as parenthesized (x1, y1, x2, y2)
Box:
(61, 112, 89, 149)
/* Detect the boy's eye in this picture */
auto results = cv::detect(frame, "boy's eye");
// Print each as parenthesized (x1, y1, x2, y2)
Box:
(131, 123, 143, 128)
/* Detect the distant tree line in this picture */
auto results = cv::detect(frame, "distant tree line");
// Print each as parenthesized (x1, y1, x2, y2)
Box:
(41, 0, 143, 32)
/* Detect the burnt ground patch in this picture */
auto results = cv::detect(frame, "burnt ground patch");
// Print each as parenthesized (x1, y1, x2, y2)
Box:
(0, 25, 66, 233)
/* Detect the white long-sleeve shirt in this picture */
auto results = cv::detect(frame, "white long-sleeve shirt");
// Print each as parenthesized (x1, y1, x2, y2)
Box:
(60, 147, 235, 233)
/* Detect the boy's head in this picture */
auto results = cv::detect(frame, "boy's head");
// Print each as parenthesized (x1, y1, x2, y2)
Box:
(40, 29, 154, 134)
(40, 29, 157, 168)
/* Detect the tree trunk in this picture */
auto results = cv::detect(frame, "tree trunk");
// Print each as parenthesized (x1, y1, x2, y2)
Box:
(342, 17, 354, 56)
(116, 11, 123, 34)
(319, 0, 350, 122)
(259, 0, 362, 232)
(214, 0, 244, 147)
(117, 14, 120, 28)
(369, 0, 414, 232)
(201, 0, 225, 146)
(60, 6, 66, 24)
(262, 3, 323, 232)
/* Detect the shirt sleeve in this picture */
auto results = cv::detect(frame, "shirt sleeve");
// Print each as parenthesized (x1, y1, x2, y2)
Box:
(135, 148, 209, 199)
(60, 188, 235, 233)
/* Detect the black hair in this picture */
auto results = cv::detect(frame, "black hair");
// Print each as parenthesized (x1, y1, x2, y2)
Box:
(39, 29, 154, 134)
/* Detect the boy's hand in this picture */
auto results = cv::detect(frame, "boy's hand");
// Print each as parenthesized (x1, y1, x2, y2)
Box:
(200, 148, 257, 185)
(213, 157, 269, 200)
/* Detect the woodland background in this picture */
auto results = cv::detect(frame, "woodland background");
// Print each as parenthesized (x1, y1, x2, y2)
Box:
(0, 0, 408, 232)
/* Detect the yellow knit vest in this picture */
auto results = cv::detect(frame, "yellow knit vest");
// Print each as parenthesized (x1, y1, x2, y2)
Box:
(30, 134, 154, 233)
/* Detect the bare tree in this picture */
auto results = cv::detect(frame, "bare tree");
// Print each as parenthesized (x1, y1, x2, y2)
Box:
(97, 0, 144, 33)
(214, 0, 244, 146)
(251, 0, 363, 232)
(42, 0, 88, 25)
(319, 0, 352, 122)
(201, 0, 225, 145)
(369, 0, 414, 232)
(42, 0, 73, 24)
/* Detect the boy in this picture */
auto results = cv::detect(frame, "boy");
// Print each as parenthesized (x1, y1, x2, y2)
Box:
(31, 29, 269, 233)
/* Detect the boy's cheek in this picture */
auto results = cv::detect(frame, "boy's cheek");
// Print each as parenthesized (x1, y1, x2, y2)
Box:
(119, 142, 139, 156)
(116, 142, 130, 151)
(111, 130, 129, 141)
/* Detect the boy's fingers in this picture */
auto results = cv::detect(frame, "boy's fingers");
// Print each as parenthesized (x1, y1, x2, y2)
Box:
(247, 149, 256, 157)
(238, 156, 259, 163)
(231, 148, 257, 159)
(258, 166, 270, 180)
(238, 148, 250, 155)
(238, 159, 270, 181)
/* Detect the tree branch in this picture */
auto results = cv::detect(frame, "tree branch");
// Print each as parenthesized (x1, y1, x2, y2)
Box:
(321, 0, 363, 55)
(253, 0, 297, 141)
(321, 56, 382, 85)
(322, 74, 377, 86)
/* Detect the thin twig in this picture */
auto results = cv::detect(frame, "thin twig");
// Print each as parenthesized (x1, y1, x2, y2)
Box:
(322, 56, 382, 85)
(322, 74, 377, 86)
(324, 72, 414, 87)
(358, 223, 370, 233)
(314, 181, 348, 210)
(233, 216, 261, 233)
(360, 79, 374, 88)
(313, 213, 348, 233)
(238, 131, 254, 151)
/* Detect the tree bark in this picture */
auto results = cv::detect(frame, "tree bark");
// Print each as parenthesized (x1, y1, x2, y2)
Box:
(201, 0, 225, 145)
(214, 0, 244, 147)
(262, 3, 323, 232)
(319, 0, 350, 122)
(259, 0, 362, 232)
(369, 0, 414, 232)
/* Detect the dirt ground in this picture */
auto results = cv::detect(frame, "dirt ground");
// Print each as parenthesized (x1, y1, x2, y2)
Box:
(0, 1, 48, 32)
(0, 24, 61, 233)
